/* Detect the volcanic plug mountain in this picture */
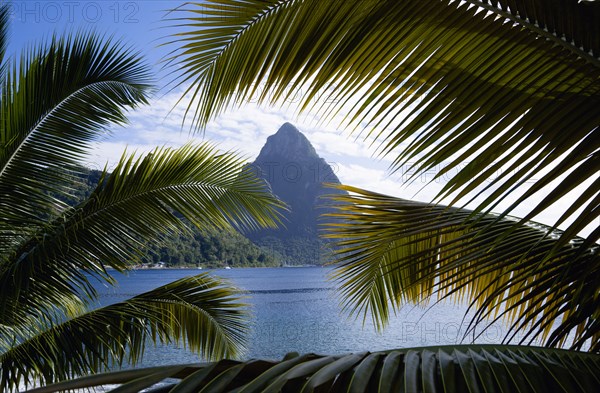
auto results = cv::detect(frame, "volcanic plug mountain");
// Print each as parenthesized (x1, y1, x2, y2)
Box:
(246, 123, 345, 265)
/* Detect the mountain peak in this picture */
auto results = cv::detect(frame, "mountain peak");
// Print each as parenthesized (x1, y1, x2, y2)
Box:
(277, 122, 300, 134)
(247, 123, 346, 265)
(258, 123, 318, 161)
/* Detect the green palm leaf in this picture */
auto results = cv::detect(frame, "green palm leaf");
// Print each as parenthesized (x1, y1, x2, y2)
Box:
(0, 6, 286, 390)
(0, 273, 248, 390)
(322, 185, 600, 352)
(165, 0, 600, 256)
(0, 31, 151, 248)
(165, 0, 600, 354)
(476, 0, 600, 58)
(26, 346, 600, 392)
(0, 143, 284, 327)
(0, 5, 8, 80)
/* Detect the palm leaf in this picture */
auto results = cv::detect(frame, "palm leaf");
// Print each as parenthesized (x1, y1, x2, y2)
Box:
(0, 31, 151, 252)
(0, 273, 248, 391)
(322, 185, 600, 352)
(165, 0, 600, 354)
(477, 0, 600, 57)
(0, 4, 9, 80)
(164, 0, 600, 259)
(0, 143, 284, 326)
(26, 346, 600, 392)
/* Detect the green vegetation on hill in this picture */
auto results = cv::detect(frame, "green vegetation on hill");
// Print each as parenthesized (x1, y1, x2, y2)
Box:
(142, 229, 280, 268)
(254, 236, 333, 266)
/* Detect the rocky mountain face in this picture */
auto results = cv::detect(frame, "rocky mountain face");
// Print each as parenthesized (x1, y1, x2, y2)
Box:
(245, 123, 346, 265)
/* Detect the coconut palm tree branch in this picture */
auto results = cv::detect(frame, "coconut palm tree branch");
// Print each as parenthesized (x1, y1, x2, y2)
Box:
(25, 346, 600, 393)
(474, 0, 600, 59)
(0, 273, 249, 391)
(441, 130, 599, 227)
(0, 5, 9, 79)
(166, 0, 600, 252)
(0, 32, 151, 248)
(0, 143, 284, 326)
(0, 295, 87, 352)
(323, 185, 600, 351)
(458, 251, 594, 348)
(404, 232, 592, 349)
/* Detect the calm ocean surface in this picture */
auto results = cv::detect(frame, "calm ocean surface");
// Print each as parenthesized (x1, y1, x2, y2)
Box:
(93, 267, 529, 367)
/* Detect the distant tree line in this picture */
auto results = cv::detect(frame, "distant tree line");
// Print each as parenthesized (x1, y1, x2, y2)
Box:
(254, 236, 334, 266)
(141, 229, 280, 268)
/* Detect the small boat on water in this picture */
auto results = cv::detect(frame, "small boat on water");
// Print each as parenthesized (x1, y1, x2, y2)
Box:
(224, 266, 232, 270)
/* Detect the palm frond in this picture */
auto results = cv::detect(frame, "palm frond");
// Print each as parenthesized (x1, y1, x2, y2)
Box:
(477, 0, 600, 58)
(0, 32, 151, 249)
(0, 4, 9, 78)
(0, 143, 284, 326)
(26, 346, 600, 393)
(165, 0, 600, 256)
(323, 185, 600, 352)
(0, 274, 248, 391)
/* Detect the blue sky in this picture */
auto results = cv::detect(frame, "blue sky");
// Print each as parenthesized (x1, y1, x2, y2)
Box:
(3, 0, 593, 235)
(7, 1, 166, 63)
(4, 1, 410, 192)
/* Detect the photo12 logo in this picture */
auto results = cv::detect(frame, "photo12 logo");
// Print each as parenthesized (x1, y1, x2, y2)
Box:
(6, 1, 140, 24)
(245, 160, 340, 184)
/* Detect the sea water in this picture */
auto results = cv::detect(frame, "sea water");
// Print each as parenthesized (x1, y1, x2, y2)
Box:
(92, 267, 526, 367)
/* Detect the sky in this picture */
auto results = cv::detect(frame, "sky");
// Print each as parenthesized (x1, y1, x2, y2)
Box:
(3, 0, 419, 194)
(3, 0, 595, 236)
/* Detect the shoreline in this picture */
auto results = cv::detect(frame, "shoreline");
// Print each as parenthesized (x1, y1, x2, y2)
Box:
(109, 264, 323, 271)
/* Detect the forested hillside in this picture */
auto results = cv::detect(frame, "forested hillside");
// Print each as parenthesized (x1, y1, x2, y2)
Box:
(141, 229, 281, 268)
